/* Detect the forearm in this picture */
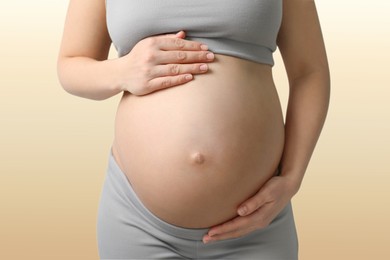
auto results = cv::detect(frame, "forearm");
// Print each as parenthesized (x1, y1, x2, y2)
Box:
(57, 56, 122, 100)
(279, 71, 330, 194)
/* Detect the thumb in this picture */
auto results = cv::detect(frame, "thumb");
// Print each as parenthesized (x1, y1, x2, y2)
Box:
(175, 30, 186, 38)
(163, 30, 186, 38)
(156, 30, 186, 39)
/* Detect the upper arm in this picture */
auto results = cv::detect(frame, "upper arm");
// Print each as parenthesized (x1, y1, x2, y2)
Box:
(276, 0, 329, 82)
(58, 0, 111, 61)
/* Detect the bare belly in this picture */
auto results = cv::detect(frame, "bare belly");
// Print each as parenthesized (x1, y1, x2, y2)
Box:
(112, 54, 285, 228)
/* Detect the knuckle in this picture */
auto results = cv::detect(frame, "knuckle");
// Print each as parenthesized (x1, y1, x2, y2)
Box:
(188, 42, 196, 49)
(219, 224, 228, 233)
(240, 218, 250, 227)
(176, 76, 187, 84)
(181, 74, 193, 83)
(170, 64, 180, 75)
(144, 81, 154, 92)
(254, 200, 262, 210)
(146, 37, 157, 46)
(248, 201, 259, 212)
(181, 75, 188, 82)
(176, 51, 187, 60)
(144, 51, 156, 63)
(160, 78, 171, 88)
(193, 64, 200, 71)
(174, 38, 185, 49)
(200, 52, 206, 60)
(263, 189, 273, 200)
(142, 67, 153, 78)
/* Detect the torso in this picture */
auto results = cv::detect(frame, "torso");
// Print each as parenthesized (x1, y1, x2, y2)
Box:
(112, 54, 285, 228)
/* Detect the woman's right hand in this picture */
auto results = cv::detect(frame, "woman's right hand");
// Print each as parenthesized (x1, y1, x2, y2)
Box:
(115, 30, 215, 96)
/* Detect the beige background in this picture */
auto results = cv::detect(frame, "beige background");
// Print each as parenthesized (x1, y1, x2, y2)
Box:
(1, 1, 389, 259)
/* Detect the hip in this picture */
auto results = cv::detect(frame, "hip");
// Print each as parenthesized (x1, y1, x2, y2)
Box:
(97, 148, 298, 259)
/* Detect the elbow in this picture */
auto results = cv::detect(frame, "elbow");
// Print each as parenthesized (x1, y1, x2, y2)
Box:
(56, 57, 73, 95)
(288, 52, 331, 91)
(289, 67, 331, 109)
(317, 63, 331, 90)
(317, 65, 331, 101)
(318, 69, 331, 112)
(313, 67, 331, 93)
(290, 65, 331, 93)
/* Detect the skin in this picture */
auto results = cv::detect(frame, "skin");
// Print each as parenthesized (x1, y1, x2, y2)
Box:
(203, 0, 330, 243)
(111, 53, 285, 228)
(57, 0, 330, 245)
(57, 1, 214, 99)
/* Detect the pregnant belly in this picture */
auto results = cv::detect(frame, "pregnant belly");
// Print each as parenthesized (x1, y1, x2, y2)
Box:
(112, 54, 285, 228)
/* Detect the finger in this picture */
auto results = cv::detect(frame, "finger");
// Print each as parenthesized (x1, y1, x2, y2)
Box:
(158, 37, 209, 52)
(155, 30, 186, 39)
(174, 30, 186, 38)
(237, 189, 270, 217)
(156, 50, 215, 65)
(256, 202, 285, 228)
(145, 74, 193, 94)
(204, 204, 283, 244)
(207, 204, 275, 238)
(207, 215, 253, 237)
(203, 227, 254, 244)
(150, 63, 209, 78)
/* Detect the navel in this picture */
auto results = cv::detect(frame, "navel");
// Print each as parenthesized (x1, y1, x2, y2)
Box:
(190, 151, 205, 165)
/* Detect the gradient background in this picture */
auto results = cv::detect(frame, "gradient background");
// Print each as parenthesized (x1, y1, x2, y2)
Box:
(1, 1, 389, 259)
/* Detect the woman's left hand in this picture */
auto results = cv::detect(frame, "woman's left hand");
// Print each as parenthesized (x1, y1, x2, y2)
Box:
(202, 175, 299, 244)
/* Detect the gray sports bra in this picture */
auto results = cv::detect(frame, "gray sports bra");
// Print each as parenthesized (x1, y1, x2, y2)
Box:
(105, 0, 282, 66)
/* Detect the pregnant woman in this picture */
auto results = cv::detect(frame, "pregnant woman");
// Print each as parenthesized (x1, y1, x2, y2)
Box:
(57, 0, 330, 259)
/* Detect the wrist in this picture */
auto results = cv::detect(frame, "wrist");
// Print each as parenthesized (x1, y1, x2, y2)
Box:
(104, 58, 126, 93)
(279, 171, 304, 196)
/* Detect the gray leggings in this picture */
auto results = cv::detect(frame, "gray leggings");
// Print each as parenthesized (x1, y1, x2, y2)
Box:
(97, 148, 299, 259)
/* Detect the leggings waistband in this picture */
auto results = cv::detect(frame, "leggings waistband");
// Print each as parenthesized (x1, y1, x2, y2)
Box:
(107, 148, 209, 241)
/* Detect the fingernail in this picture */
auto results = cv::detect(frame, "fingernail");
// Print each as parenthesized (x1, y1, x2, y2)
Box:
(176, 31, 185, 37)
(238, 206, 247, 216)
(200, 44, 209, 51)
(200, 64, 208, 71)
(185, 74, 193, 80)
(207, 52, 215, 60)
(203, 236, 211, 244)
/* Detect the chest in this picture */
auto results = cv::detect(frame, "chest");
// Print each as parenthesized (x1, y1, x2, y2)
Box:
(105, 0, 282, 56)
